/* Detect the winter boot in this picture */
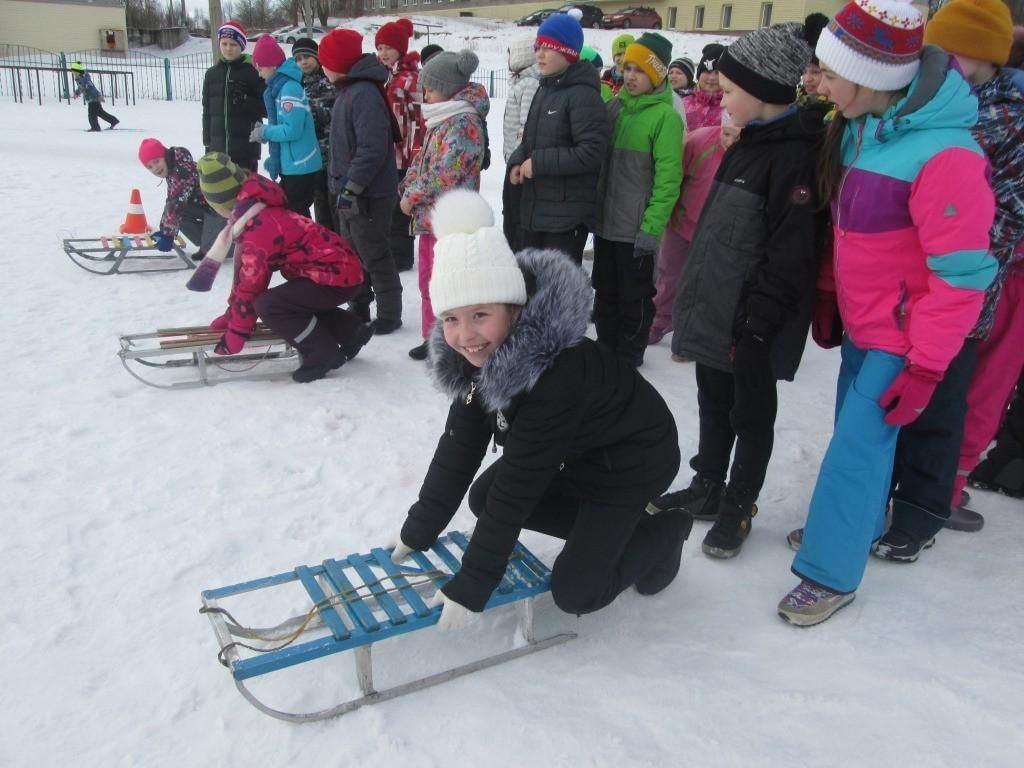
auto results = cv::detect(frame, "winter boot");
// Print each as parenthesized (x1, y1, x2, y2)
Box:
(701, 490, 756, 559)
(291, 324, 346, 383)
(340, 322, 373, 361)
(777, 581, 855, 627)
(635, 510, 693, 596)
(370, 317, 402, 336)
(408, 341, 428, 361)
(647, 475, 722, 521)
(349, 301, 371, 324)
(872, 528, 935, 563)
(944, 505, 984, 532)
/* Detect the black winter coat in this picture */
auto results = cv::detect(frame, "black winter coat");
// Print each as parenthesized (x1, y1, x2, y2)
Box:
(507, 62, 609, 233)
(201, 56, 266, 171)
(672, 105, 827, 381)
(401, 251, 680, 612)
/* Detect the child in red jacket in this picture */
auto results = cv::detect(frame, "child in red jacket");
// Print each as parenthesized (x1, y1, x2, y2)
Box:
(196, 153, 368, 383)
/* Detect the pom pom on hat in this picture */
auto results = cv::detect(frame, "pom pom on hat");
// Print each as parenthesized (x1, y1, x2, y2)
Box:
(218, 20, 247, 50)
(252, 35, 285, 67)
(428, 191, 527, 316)
(138, 138, 166, 167)
(375, 18, 415, 57)
(567, 8, 583, 21)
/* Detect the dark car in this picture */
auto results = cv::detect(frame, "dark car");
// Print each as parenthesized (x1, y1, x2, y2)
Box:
(516, 9, 559, 26)
(558, 4, 605, 29)
(602, 6, 663, 29)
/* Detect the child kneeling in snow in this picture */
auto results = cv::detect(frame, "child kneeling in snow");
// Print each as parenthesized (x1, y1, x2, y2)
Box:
(138, 138, 222, 259)
(388, 190, 689, 629)
(197, 152, 369, 383)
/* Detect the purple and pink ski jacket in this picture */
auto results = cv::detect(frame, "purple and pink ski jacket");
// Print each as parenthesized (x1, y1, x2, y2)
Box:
(825, 51, 997, 374)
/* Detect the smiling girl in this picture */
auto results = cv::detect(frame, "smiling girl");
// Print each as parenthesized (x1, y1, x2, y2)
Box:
(388, 190, 689, 629)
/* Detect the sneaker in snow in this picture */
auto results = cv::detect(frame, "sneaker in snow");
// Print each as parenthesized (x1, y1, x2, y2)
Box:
(701, 494, 756, 559)
(873, 529, 935, 562)
(778, 581, 855, 627)
(647, 475, 722, 521)
(787, 527, 803, 551)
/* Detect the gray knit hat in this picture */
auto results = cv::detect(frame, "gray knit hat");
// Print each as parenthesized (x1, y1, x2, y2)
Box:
(718, 15, 827, 104)
(419, 49, 479, 97)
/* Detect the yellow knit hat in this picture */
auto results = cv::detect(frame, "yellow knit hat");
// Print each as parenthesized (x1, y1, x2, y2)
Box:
(924, 0, 1012, 66)
(622, 33, 672, 88)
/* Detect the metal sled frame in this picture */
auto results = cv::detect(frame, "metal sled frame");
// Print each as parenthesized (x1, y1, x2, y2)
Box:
(118, 325, 298, 389)
(63, 235, 195, 275)
(201, 532, 576, 722)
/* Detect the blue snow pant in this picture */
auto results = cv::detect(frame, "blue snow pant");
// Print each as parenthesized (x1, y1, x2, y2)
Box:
(792, 340, 905, 594)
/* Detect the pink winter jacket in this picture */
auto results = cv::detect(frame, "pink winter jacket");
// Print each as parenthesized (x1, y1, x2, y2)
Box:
(223, 175, 364, 337)
(670, 125, 725, 242)
(682, 88, 724, 132)
(828, 53, 997, 373)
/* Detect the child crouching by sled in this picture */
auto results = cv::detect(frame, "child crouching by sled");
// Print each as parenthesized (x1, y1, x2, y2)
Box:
(138, 138, 223, 259)
(387, 190, 690, 629)
(197, 152, 370, 383)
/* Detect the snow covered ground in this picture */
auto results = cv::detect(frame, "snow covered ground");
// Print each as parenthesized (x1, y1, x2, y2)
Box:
(2, 26, 1023, 767)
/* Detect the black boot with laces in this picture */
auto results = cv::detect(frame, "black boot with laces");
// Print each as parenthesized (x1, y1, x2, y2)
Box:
(647, 474, 723, 521)
(701, 490, 756, 559)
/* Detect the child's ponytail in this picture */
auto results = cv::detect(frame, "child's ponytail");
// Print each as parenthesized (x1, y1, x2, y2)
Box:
(816, 112, 846, 208)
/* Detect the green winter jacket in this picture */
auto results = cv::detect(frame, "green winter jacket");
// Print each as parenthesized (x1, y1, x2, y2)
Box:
(595, 82, 684, 243)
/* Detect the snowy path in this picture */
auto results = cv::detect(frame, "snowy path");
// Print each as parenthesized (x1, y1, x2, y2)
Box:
(1, 93, 1022, 768)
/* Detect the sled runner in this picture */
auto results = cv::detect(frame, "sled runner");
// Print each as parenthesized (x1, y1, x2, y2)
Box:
(63, 234, 195, 275)
(118, 324, 298, 389)
(200, 531, 576, 722)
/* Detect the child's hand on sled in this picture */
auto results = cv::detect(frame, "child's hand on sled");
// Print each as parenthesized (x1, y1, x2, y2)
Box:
(214, 330, 247, 355)
(152, 231, 174, 252)
(430, 591, 476, 632)
(209, 313, 230, 332)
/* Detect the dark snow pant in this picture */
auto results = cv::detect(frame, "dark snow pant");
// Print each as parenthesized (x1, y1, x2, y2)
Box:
(520, 225, 588, 265)
(592, 236, 656, 367)
(972, 367, 1024, 494)
(889, 339, 979, 541)
(280, 171, 320, 219)
(336, 195, 402, 327)
(177, 201, 223, 252)
(311, 169, 336, 231)
(502, 170, 523, 253)
(692, 362, 778, 506)
(253, 279, 363, 367)
(467, 462, 682, 616)
(390, 169, 415, 270)
(87, 100, 117, 130)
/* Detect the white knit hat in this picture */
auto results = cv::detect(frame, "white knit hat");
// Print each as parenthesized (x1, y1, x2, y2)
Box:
(815, 0, 924, 92)
(428, 190, 527, 316)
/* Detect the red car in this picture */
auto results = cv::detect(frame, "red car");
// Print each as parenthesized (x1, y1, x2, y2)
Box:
(602, 6, 663, 29)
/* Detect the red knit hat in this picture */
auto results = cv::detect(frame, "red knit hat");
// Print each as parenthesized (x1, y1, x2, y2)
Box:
(252, 35, 285, 67)
(319, 29, 364, 75)
(138, 138, 166, 166)
(375, 18, 414, 57)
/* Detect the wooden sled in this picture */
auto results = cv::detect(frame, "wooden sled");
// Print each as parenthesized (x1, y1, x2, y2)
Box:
(63, 234, 197, 275)
(200, 531, 576, 722)
(118, 324, 298, 389)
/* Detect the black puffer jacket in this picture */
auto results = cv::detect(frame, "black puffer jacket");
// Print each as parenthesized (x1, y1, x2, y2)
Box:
(507, 62, 609, 233)
(672, 105, 827, 381)
(401, 250, 680, 612)
(201, 55, 266, 171)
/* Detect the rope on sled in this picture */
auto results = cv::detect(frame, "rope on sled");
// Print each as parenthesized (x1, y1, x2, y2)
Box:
(208, 342, 284, 374)
(201, 568, 448, 667)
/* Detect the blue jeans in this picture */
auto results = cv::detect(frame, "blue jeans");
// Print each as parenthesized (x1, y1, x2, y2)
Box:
(792, 340, 904, 593)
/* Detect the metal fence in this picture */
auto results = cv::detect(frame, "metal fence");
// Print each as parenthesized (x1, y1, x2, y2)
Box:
(0, 42, 510, 103)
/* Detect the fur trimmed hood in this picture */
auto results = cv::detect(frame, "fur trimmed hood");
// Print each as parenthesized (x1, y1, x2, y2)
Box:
(427, 249, 594, 412)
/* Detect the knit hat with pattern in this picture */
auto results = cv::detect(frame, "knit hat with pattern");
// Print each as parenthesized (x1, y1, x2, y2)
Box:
(718, 15, 826, 104)
(924, 0, 1013, 67)
(697, 43, 726, 74)
(536, 13, 584, 63)
(622, 33, 673, 88)
(815, 0, 925, 91)
(198, 152, 248, 210)
(611, 33, 635, 59)
(291, 37, 319, 60)
(218, 20, 247, 50)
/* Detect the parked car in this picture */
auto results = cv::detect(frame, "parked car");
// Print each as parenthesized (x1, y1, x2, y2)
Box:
(516, 9, 559, 26)
(602, 7, 663, 29)
(558, 4, 604, 29)
(275, 26, 326, 44)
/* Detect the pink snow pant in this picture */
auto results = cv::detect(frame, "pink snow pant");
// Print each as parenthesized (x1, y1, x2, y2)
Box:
(418, 233, 437, 339)
(652, 229, 691, 334)
(954, 269, 1024, 502)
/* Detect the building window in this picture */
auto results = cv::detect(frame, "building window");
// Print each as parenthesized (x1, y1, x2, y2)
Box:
(694, 5, 704, 28)
(721, 4, 732, 29)
(667, 7, 677, 28)
(759, 2, 772, 26)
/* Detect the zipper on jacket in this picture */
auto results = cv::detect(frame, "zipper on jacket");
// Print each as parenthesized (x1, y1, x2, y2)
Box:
(224, 65, 232, 157)
(893, 280, 908, 330)
(833, 122, 865, 321)
(464, 380, 476, 405)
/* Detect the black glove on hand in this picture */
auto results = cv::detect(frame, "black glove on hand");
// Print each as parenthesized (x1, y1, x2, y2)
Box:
(733, 331, 775, 392)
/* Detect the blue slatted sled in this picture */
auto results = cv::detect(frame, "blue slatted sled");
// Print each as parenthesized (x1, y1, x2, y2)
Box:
(200, 532, 575, 722)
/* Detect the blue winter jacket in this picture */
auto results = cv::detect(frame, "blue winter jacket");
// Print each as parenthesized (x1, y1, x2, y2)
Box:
(73, 72, 101, 103)
(261, 59, 323, 178)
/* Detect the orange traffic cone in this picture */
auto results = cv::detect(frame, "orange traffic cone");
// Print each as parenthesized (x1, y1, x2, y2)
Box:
(119, 188, 152, 234)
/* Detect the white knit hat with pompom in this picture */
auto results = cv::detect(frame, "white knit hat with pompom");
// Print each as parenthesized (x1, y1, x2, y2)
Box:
(428, 190, 527, 316)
